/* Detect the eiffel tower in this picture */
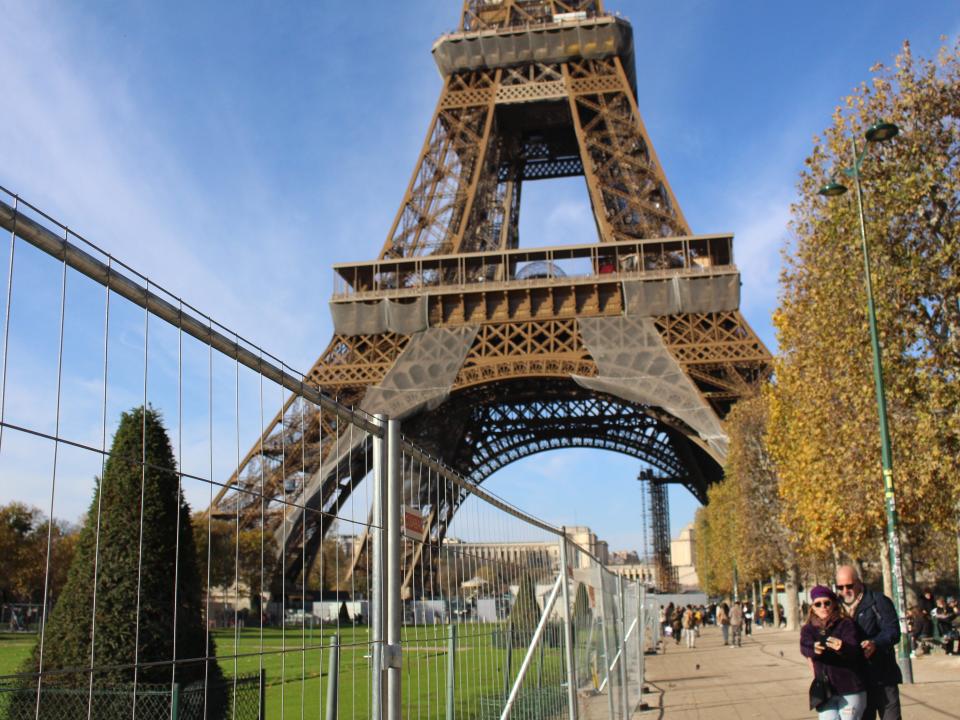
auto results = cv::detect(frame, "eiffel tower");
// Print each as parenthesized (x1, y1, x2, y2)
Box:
(212, 0, 770, 594)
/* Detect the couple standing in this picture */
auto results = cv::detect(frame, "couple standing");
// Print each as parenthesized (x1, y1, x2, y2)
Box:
(716, 601, 744, 646)
(800, 565, 902, 720)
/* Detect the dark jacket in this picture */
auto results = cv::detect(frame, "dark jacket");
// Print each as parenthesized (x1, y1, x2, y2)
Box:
(850, 589, 902, 686)
(800, 617, 866, 695)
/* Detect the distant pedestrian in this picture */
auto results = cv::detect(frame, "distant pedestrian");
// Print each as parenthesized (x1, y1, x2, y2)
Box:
(663, 602, 674, 638)
(717, 602, 730, 645)
(671, 607, 683, 645)
(729, 602, 743, 647)
(743, 603, 753, 635)
(835, 565, 902, 720)
(682, 605, 696, 648)
(800, 585, 867, 719)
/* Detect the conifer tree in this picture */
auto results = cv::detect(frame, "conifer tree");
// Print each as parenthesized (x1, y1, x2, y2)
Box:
(509, 572, 540, 646)
(571, 582, 591, 631)
(27, 407, 224, 707)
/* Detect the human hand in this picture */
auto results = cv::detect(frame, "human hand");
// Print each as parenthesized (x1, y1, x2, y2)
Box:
(861, 640, 876, 658)
(813, 641, 825, 655)
(825, 636, 842, 652)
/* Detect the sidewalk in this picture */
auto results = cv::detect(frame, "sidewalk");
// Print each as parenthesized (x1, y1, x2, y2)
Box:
(639, 625, 960, 719)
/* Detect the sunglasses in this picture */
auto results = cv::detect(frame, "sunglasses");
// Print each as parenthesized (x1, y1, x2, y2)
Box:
(836, 584, 857, 591)
(812, 600, 833, 608)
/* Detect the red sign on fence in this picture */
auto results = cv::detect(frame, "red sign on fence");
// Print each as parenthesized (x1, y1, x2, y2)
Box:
(403, 506, 425, 539)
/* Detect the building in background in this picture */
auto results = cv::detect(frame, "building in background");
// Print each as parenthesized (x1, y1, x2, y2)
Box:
(670, 522, 699, 590)
(443, 525, 609, 573)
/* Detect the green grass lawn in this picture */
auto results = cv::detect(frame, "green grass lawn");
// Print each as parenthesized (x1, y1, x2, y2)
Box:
(0, 624, 570, 719)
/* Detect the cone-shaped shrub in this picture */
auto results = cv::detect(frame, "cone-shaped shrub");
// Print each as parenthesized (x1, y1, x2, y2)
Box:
(572, 581, 592, 630)
(26, 406, 224, 712)
(509, 572, 541, 646)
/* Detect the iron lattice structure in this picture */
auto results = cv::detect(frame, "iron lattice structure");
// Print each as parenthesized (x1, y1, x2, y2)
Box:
(211, 0, 771, 592)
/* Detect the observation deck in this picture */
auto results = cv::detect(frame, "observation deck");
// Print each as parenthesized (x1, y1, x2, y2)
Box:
(433, 13, 636, 91)
(329, 234, 740, 333)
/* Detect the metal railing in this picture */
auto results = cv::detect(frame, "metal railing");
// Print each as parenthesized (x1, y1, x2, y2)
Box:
(331, 234, 735, 299)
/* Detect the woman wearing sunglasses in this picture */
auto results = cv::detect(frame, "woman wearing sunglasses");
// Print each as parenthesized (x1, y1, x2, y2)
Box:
(800, 585, 867, 719)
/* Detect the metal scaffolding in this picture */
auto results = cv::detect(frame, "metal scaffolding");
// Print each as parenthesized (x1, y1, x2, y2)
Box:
(648, 479, 678, 594)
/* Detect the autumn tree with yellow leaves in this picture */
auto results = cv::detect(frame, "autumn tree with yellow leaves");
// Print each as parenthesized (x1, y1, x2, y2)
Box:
(695, 389, 805, 626)
(768, 39, 960, 596)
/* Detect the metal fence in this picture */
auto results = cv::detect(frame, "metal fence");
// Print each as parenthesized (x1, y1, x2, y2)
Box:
(0, 186, 655, 719)
(0, 673, 263, 720)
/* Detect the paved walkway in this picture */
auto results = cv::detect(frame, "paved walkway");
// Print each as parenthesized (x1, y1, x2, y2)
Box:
(635, 625, 960, 719)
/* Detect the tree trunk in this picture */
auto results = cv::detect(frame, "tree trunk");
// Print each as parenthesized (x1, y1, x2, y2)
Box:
(771, 572, 781, 629)
(853, 557, 866, 583)
(956, 511, 960, 595)
(901, 538, 918, 608)
(784, 564, 800, 631)
(880, 540, 892, 599)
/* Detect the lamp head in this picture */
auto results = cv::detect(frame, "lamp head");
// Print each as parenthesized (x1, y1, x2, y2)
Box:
(865, 121, 899, 143)
(818, 182, 848, 197)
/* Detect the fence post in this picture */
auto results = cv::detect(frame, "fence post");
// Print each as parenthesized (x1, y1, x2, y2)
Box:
(371, 414, 387, 720)
(502, 621, 513, 701)
(171, 682, 180, 720)
(637, 584, 645, 699)
(386, 418, 403, 720)
(446, 623, 457, 720)
(598, 566, 615, 720)
(617, 576, 630, 719)
(326, 634, 340, 720)
(557, 532, 579, 720)
(259, 669, 266, 720)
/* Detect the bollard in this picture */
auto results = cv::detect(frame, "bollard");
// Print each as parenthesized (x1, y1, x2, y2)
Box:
(446, 624, 458, 720)
(326, 634, 340, 720)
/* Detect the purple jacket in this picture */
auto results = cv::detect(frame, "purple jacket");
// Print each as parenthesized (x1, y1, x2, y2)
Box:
(800, 617, 866, 695)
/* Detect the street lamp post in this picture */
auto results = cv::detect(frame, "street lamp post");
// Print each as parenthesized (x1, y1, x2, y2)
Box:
(819, 121, 913, 684)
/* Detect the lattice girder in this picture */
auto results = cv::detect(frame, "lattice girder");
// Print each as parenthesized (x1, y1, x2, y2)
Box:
(214, 0, 773, 594)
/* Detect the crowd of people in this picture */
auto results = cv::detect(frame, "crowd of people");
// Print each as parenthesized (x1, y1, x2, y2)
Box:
(906, 590, 959, 655)
(659, 598, 787, 649)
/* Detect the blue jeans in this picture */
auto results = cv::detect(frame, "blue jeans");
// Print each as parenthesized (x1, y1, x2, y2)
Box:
(817, 691, 867, 720)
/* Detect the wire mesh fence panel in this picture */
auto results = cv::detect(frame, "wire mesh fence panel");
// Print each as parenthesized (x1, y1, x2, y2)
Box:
(0, 188, 384, 719)
(0, 186, 650, 720)
(396, 443, 574, 720)
(564, 545, 651, 720)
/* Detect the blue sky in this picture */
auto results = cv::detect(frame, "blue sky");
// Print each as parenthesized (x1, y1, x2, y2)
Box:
(0, 0, 957, 555)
